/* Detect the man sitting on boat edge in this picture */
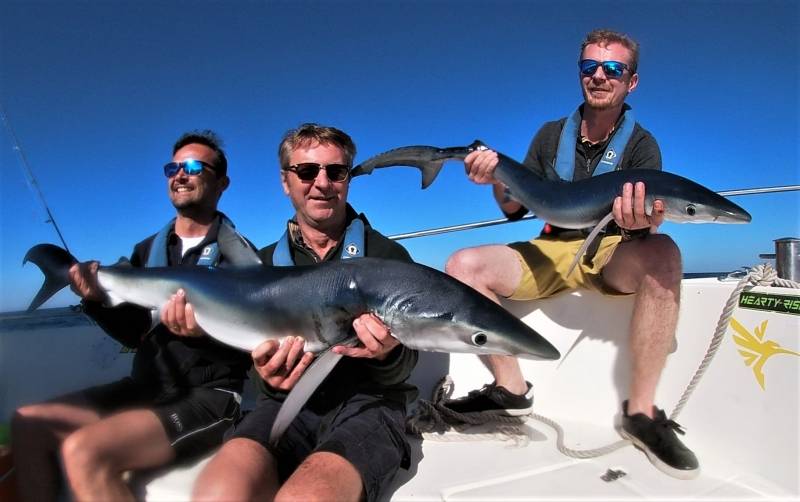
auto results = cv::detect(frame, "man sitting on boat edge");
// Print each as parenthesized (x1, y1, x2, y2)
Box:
(184, 124, 419, 502)
(11, 130, 256, 501)
(444, 28, 699, 480)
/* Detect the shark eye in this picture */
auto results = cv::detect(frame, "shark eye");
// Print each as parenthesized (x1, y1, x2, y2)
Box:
(685, 204, 696, 216)
(471, 332, 488, 346)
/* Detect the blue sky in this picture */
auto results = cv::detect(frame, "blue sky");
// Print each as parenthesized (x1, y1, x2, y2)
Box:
(1, 0, 798, 313)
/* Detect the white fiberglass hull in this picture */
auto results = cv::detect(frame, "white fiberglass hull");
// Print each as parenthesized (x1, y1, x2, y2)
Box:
(1, 276, 798, 500)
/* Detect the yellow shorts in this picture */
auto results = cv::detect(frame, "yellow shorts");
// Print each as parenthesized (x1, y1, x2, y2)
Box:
(507, 235, 629, 300)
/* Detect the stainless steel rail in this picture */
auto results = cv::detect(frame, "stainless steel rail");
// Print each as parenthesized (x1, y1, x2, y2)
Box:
(388, 184, 800, 241)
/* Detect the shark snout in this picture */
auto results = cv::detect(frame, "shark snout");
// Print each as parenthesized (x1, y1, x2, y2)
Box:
(479, 327, 560, 361)
(720, 208, 752, 223)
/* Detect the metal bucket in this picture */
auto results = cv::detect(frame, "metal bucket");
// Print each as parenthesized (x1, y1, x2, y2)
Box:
(762, 237, 800, 281)
(775, 237, 800, 282)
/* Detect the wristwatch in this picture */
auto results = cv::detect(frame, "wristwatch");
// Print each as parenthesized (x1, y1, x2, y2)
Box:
(619, 227, 651, 241)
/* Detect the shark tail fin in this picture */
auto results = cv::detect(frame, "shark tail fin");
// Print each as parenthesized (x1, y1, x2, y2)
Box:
(268, 339, 358, 447)
(566, 212, 616, 278)
(349, 163, 371, 178)
(23, 244, 78, 311)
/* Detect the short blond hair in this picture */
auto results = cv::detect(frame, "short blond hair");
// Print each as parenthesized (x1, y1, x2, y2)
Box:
(278, 123, 356, 170)
(580, 29, 640, 74)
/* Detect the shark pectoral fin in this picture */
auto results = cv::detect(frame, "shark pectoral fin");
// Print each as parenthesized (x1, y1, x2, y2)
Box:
(566, 212, 616, 277)
(101, 290, 129, 308)
(420, 160, 446, 189)
(268, 340, 358, 447)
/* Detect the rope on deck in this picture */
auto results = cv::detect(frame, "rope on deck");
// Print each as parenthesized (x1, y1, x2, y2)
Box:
(406, 376, 530, 444)
(407, 263, 800, 459)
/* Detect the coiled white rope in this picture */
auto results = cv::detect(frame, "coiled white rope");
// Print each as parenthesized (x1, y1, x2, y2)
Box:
(408, 263, 800, 459)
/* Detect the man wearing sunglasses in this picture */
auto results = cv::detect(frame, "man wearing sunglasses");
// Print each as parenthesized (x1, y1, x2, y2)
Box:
(12, 130, 258, 501)
(445, 29, 698, 479)
(192, 124, 418, 502)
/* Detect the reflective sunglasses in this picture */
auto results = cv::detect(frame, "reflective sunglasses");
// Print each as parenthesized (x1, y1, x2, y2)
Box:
(579, 59, 629, 78)
(283, 163, 350, 182)
(163, 159, 215, 178)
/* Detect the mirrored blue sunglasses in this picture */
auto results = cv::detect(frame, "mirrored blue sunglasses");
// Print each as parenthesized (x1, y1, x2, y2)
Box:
(163, 159, 215, 178)
(579, 59, 629, 78)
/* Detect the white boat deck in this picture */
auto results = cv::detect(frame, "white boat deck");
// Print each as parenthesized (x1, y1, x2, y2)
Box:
(137, 418, 790, 501)
(1, 277, 798, 500)
(130, 277, 800, 501)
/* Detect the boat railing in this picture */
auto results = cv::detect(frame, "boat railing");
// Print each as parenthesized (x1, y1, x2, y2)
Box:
(386, 184, 800, 241)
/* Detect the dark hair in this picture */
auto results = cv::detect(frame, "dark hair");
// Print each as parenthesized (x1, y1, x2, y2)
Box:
(278, 123, 356, 171)
(173, 129, 228, 177)
(580, 29, 640, 75)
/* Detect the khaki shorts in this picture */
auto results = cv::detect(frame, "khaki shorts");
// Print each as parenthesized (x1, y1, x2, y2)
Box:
(507, 235, 630, 300)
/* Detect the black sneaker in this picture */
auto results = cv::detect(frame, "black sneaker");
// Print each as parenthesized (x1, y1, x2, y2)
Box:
(619, 400, 700, 480)
(443, 381, 533, 416)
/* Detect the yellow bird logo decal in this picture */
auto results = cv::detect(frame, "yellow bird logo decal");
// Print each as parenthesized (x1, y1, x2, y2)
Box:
(730, 318, 800, 390)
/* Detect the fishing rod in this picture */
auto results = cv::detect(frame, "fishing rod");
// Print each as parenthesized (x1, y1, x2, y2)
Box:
(388, 184, 800, 241)
(1, 102, 71, 252)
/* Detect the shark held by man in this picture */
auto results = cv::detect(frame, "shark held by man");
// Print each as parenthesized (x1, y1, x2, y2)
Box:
(351, 140, 751, 274)
(24, 243, 559, 360)
(24, 243, 562, 443)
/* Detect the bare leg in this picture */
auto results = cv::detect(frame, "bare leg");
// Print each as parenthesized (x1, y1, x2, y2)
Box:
(11, 396, 101, 502)
(192, 438, 279, 502)
(60, 409, 174, 501)
(602, 234, 682, 417)
(277, 451, 362, 502)
(445, 245, 528, 394)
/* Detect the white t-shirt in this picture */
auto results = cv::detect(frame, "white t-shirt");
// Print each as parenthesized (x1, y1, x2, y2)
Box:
(180, 236, 205, 257)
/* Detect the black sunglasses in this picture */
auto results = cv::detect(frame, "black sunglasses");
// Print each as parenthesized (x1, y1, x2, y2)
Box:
(579, 59, 629, 78)
(284, 163, 350, 182)
(163, 159, 216, 178)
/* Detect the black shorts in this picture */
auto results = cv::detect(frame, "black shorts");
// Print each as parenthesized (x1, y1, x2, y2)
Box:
(228, 393, 410, 502)
(81, 377, 241, 461)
